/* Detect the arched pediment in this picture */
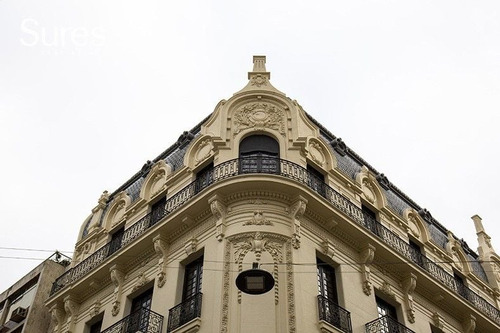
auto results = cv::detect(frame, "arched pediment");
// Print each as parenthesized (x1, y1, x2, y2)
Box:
(184, 135, 216, 171)
(446, 234, 471, 274)
(103, 191, 131, 230)
(404, 208, 431, 243)
(356, 166, 388, 209)
(305, 137, 337, 171)
(140, 160, 171, 202)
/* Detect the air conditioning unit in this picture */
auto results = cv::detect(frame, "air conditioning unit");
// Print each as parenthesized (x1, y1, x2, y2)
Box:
(10, 307, 27, 323)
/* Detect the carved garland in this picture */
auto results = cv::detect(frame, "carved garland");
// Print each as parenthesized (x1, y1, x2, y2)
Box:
(221, 232, 295, 333)
(233, 102, 286, 136)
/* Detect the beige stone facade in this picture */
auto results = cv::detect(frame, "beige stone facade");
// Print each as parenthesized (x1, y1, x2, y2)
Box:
(46, 56, 500, 333)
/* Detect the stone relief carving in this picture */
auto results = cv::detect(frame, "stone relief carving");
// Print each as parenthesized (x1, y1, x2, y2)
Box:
(88, 301, 101, 319)
(250, 73, 268, 87)
(360, 244, 376, 296)
(289, 198, 307, 249)
(184, 238, 198, 256)
(322, 239, 335, 259)
(210, 197, 227, 242)
(432, 312, 445, 330)
(195, 139, 214, 166)
(407, 213, 421, 238)
(380, 281, 396, 299)
(50, 304, 65, 333)
(403, 274, 417, 323)
(243, 210, 272, 226)
(308, 140, 325, 166)
(63, 295, 79, 333)
(362, 179, 377, 205)
(233, 102, 286, 136)
(221, 232, 294, 333)
(153, 235, 168, 288)
(110, 265, 125, 316)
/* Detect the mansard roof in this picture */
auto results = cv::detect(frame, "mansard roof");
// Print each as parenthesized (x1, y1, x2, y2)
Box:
(82, 56, 485, 281)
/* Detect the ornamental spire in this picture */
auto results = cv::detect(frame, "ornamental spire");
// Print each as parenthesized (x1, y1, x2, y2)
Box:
(235, 55, 284, 95)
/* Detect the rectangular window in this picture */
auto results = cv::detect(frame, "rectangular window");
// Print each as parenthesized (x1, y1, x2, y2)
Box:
(183, 256, 203, 300)
(129, 288, 154, 332)
(454, 272, 469, 299)
(376, 297, 399, 333)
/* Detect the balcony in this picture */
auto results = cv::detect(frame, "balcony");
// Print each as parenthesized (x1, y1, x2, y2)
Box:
(365, 315, 415, 333)
(167, 292, 202, 333)
(101, 308, 163, 333)
(317, 295, 352, 333)
(49, 157, 500, 326)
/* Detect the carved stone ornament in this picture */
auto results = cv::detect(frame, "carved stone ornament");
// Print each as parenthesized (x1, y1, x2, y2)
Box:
(362, 179, 377, 205)
(153, 235, 168, 288)
(407, 213, 421, 238)
(308, 141, 325, 166)
(210, 197, 227, 242)
(63, 295, 79, 333)
(380, 281, 396, 299)
(89, 301, 101, 319)
(109, 265, 125, 317)
(243, 210, 272, 226)
(222, 233, 294, 333)
(195, 139, 214, 166)
(360, 245, 376, 296)
(322, 239, 335, 258)
(432, 312, 445, 330)
(185, 238, 198, 256)
(250, 73, 268, 87)
(494, 263, 500, 283)
(50, 304, 65, 333)
(233, 102, 286, 136)
(403, 274, 417, 323)
(289, 198, 307, 250)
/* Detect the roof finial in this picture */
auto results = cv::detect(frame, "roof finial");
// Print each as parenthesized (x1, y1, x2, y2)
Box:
(252, 55, 267, 72)
(248, 55, 270, 82)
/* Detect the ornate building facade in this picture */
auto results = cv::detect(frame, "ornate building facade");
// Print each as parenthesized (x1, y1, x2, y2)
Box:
(46, 56, 500, 333)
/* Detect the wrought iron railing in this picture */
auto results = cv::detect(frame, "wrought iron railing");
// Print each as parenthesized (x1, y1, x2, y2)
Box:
(49, 157, 500, 325)
(317, 295, 352, 333)
(167, 292, 202, 332)
(365, 315, 415, 333)
(101, 308, 163, 333)
(361, 214, 500, 324)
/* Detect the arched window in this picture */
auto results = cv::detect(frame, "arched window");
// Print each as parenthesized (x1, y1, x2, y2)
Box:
(239, 135, 280, 174)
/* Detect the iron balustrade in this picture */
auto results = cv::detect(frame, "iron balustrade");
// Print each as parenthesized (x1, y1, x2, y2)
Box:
(49, 157, 500, 326)
(317, 295, 352, 333)
(365, 315, 415, 333)
(167, 292, 202, 332)
(101, 308, 163, 333)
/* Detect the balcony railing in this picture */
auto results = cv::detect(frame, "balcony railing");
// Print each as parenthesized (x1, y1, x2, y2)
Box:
(317, 295, 352, 333)
(101, 308, 163, 333)
(365, 315, 415, 333)
(50, 157, 500, 326)
(167, 292, 202, 332)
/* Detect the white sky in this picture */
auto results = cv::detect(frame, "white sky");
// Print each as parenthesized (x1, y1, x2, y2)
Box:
(1, 1, 499, 291)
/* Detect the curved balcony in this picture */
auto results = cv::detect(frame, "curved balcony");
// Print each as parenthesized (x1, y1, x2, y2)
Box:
(49, 157, 500, 326)
(365, 315, 415, 333)
(101, 308, 163, 333)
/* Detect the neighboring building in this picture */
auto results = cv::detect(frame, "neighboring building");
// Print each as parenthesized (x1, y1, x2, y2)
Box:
(46, 56, 500, 333)
(0, 252, 69, 333)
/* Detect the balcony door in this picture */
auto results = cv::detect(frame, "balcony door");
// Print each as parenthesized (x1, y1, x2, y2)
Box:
(376, 297, 398, 333)
(317, 258, 342, 328)
(239, 135, 279, 174)
(128, 288, 153, 332)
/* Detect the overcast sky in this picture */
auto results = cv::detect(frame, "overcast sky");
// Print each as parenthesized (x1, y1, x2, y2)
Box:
(1, 1, 499, 291)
